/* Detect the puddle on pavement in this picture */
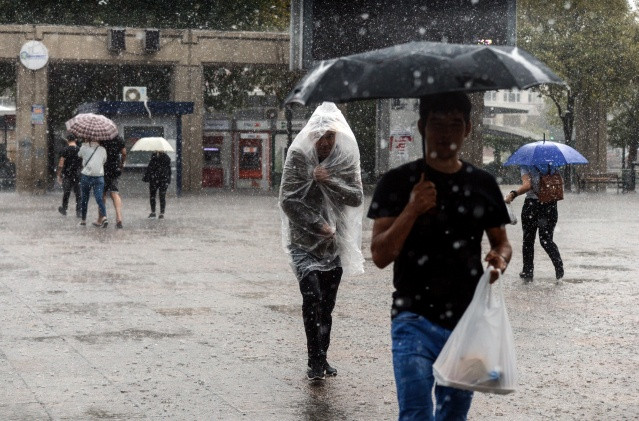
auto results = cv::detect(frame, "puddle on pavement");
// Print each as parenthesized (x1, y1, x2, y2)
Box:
(154, 307, 212, 316)
(265, 304, 300, 317)
(85, 407, 128, 419)
(74, 328, 190, 344)
(235, 292, 268, 299)
(41, 301, 145, 315)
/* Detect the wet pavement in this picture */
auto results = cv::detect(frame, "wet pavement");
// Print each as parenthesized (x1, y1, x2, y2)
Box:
(0, 187, 637, 420)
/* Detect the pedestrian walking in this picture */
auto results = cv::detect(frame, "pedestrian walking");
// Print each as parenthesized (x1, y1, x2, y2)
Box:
(504, 165, 564, 281)
(143, 152, 171, 218)
(279, 102, 364, 381)
(56, 134, 82, 217)
(78, 139, 108, 227)
(367, 92, 512, 420)
(97, 135, 127, 229)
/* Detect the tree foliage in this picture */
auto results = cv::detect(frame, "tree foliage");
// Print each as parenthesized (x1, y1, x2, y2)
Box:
(518, 0, 639, 148)
(0, 0, 289, 31)
(204, 65, 301, 112)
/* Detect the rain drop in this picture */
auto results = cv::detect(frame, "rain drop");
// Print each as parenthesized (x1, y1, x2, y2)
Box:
(361, 13, 370, 20)
(418, 27, 426, 35)
(427, 76, 434, 84)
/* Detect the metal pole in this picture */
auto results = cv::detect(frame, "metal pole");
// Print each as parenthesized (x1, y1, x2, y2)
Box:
(176, 115, 182, 197)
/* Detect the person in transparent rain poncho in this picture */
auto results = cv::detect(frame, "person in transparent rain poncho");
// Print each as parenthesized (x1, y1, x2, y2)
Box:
(279, 102, 364, 381)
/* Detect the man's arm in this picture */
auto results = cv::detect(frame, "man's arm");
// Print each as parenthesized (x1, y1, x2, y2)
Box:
(57, 157, 65, 182)
(484, 226, 512, 283)
(370, 173, 436, 268)
(314, 164, 363, 207)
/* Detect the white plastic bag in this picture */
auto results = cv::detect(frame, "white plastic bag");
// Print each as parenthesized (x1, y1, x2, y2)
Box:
(433, 267, 517, 394)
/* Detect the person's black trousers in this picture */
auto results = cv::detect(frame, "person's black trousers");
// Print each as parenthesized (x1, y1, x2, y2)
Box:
(521, 198, 563, 276)
(149, 183, 168, 214)
(61, 177, 80, 214)
(298, 267, 343, 364)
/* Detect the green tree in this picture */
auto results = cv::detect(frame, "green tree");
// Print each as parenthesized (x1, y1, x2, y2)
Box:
(0, 0, 289, 31)
(518, 0, 639, 175)
(204, 65, 301, 112)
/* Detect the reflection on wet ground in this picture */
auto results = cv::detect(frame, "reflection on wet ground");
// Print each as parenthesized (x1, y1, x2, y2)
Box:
(0, 190, 637, 419)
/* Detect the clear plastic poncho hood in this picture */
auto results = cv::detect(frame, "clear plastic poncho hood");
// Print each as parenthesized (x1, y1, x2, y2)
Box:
(279, 102, 364, 279)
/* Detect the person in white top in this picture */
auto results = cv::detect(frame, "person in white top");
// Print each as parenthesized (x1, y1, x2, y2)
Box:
(78, 139, 108, 227)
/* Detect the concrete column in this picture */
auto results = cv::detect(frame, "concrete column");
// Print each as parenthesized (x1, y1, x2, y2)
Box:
(15, 64, 48, 193)
(172, 64, 203, 193)
(460, 92, 484, 167)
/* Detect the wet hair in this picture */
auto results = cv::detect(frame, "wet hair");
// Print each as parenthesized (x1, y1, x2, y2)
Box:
(66, 133, 77, 142)
(419, 92, 472, 123)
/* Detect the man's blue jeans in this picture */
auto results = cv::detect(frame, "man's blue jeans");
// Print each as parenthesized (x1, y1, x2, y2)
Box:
(80, 175, 106, 221)
(391, 311, 473, 421)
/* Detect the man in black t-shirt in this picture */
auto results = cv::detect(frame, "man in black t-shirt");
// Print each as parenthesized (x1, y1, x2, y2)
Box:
(57, 135, 82, 217)
(97, 136, 126, 228)
(367, 92, 512, 420)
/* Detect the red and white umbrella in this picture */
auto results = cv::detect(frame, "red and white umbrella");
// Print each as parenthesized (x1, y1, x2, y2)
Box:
(65, 113, 118, 141)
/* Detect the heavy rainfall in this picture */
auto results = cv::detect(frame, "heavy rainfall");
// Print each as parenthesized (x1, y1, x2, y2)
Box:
(0, 1, 638, 420)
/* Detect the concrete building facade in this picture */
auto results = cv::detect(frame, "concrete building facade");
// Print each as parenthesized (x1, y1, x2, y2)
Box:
(0, 24, 288, 193)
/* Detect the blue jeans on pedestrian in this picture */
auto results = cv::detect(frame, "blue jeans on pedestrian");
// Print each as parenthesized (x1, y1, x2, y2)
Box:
(80, 175, 106, 221)
(391, 311, 473, 421)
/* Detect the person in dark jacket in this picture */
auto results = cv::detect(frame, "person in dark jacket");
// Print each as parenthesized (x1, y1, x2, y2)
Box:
(56, 134, 82, 217)
(279, 102, 364, 381)
(143, 151, 171, 218)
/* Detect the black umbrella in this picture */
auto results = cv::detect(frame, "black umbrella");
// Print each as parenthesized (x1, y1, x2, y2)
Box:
(285, 41, 564, 106)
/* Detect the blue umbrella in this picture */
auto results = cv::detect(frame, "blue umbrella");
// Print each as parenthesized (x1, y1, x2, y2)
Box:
(503, 141, 588, 167)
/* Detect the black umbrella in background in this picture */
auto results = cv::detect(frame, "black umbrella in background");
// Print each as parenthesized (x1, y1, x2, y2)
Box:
(284, 41, 565, 106)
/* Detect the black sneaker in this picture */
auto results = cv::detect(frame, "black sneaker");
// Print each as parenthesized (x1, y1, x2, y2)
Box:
(555, 266, 564, 280)
(307, 365, 325, 381)
(324, 361, 337, 377)
(158, 214, 164, 219)
(116, 221, 123, 229)
(519, 271, 533, 283)
(58, 206, 67, 216)
(148, 213, 156, 218)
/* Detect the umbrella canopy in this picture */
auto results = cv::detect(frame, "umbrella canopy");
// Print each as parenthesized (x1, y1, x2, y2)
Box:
(503, 141, 588, 168)
(130, 137, 174, 153)
(285, 41, 564, 106)
(65, 113, 118, 141)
